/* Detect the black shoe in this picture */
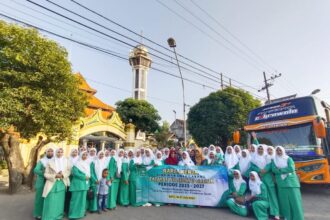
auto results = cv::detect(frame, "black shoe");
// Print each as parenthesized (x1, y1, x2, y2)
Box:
(98, 210, 101, 214)
(103, 209, 107, 212)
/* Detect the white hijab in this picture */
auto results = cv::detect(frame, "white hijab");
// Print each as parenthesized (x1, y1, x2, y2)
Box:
(209, 145, 216, 152)
(75, 151, 90, 177)
(179, 151, 195, 166)
(94, 151, 107, 180)
(154, 151, 164, 166)
(203, 147, 209, 160)
(104, 149, 111, 165)
(234, 145, 242, 159)
(233, 170, 246, 192)
(143, 149, 154, 165)
(215, 146, 224, 156)
(79, 146, 87, 155)
(54, 148, 67, 173)
(266, 146, 275, 164)
(274, 146, 290, 179)
(116, 149, 124, 174)
(239, 149, 251, 174)
(225, 146, 239, 169)
(127, 149, 134, 162)
(88, 147, 97, 164)
(40, 147, 54, 167)
(252, 145, 267, 169)
(69, 148, 79, 168)
(207, 151, 217, 164)
(133, 149, 142, 165)
(249, 171, 262, 196)
(122, 153, 130, 164)
(250, 144, 257, 159)
(162, 148, 170, 160)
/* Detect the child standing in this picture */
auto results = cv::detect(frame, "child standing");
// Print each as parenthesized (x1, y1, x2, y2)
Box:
(98, 168, 111, 214)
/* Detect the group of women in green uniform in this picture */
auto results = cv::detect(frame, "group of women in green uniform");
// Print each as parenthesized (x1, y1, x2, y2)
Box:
(225, 143, 304, 220)
(33, 141, 304, 220)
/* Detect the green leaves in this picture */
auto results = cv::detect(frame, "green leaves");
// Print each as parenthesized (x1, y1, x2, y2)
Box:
(0, 21, 87, 140)
(187, 87, 261, 147)
(115, 98, 161, 133)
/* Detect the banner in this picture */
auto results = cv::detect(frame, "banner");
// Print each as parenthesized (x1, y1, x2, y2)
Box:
(145, 165, 229, 207)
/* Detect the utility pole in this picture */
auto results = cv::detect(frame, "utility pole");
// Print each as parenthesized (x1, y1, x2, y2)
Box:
(220, 73, 224, 90)
(258, 71, 282, 103)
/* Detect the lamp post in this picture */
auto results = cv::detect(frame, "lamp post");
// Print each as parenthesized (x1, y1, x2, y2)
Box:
(168, 37, 186, 146)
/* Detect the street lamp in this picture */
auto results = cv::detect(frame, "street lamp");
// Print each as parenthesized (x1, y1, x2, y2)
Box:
(311, 89, 321, 95)
(168, 37, 186, 146)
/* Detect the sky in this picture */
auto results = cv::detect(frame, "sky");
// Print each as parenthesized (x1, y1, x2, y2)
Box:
(1, 0, 330, 123)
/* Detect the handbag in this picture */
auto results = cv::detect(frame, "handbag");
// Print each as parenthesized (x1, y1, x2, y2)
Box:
(87, 187, 94, 200)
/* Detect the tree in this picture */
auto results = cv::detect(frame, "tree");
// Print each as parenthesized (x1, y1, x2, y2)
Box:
(187, 87, 261, 147)
(154, 121, 172, 148)
(116, 98, 161, 133)
(0, 21, 87, 193)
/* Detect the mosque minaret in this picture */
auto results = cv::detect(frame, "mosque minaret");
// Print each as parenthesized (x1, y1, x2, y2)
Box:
(129, 45, 152, 100)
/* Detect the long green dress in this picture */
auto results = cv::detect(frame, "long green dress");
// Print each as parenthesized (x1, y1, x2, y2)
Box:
(251, 183, 270, 220)
(251, 162, 279, 217)
(128, 160, 146, 207)
(42, 180, 66, 220)
(87, 162, 98, 212)
(272, 157, 304, 220)
(68, 166, 89, 219)
(107, 157, 120, 209)
(118, 161, 130, 206)
(33, 161, 45, 218)
(226, 182, 248, 217)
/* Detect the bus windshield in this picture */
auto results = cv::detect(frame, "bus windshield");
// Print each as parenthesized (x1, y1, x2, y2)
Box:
(254, 123, 318, 156)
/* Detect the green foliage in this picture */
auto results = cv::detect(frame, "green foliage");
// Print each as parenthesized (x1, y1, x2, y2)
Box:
(0, 21, 87, 140)
(0, 160, 7, 169)
(116, 98, 161, 133)
(187, 87, 261, 147)
(155, 121, 171, 147)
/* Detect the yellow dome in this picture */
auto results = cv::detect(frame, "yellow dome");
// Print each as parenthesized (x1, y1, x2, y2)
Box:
(129, 44, 151, 59)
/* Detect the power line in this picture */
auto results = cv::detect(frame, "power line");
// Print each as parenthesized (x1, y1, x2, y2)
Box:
(153, 0, 263, 93)
(2, 0, 131, 55)
(69, 0, 260, 90)
(0, 4, 265, 100)
(85, 77, 184, 106)
(172, 0, 272, 72)
(154, 0, 265, 72)
(25, 0, 262, 96)
(0, 12, 219, 91)
(25, 0, 228, 87)
(69, 0, 262, 93)
(8, 0, 216, 88)
(189, 0, 278, 73)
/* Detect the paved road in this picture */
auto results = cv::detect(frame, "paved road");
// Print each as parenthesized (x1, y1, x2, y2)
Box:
(0, 185, 329, 220)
